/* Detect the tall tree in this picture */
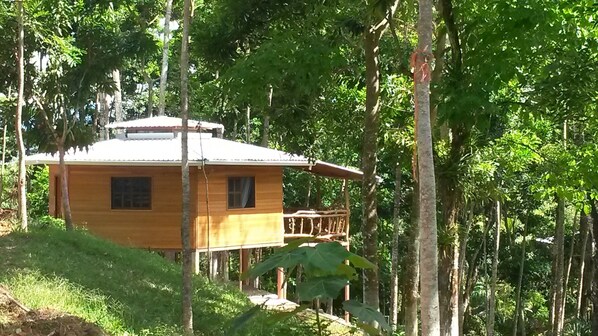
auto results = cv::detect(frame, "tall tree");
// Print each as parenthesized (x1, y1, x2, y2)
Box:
(15, 0, 27, 231)
(158, 0, 173, 116)
(390, 162, 402, 330)
(487, 200, 501, 336)
(113, 69, 123, 122)
(361, 0, 399, 313)
(180, 0, 193, 332)
(404, 180, 420, 336)
(415, 0, 440, 333)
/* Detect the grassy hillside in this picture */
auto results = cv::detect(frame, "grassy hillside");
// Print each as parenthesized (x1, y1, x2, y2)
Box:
(0, 225, 312, 336)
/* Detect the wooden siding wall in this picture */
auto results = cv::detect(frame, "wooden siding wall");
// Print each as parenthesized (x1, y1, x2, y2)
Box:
(49, 165, 198, 249)
(48, 164, 284, 251)
(195, 166, 284, 250)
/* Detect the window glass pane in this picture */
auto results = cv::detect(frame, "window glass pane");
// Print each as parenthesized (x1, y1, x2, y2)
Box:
(111, 177, 151, 210)
(227, 176, 255, 209)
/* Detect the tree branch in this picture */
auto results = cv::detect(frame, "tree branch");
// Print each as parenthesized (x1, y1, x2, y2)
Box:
(440, 0, 462, 73)
(32, 95, 60, 143)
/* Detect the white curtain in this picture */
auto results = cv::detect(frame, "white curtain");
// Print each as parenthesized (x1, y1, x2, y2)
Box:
(241, 177, 253, 207)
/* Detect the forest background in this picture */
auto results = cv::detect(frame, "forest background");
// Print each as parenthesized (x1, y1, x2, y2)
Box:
(0, 0, 597, 335)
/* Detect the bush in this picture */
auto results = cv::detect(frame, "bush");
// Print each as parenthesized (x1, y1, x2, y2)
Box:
(27, 165, 49, 218)
(33, 215, 65, 230)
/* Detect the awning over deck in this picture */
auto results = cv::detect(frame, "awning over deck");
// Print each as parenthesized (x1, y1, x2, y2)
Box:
(302, 161, 362, 181)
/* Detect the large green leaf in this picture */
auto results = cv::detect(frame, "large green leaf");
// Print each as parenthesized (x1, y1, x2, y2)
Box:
(343, 300, 391, 333)
(278, 236, 317, 253)
(296, 275, 348, 301)
(347, 253, 377, 270)
(300, 242, 351, 272)
(243, 248, 305, 279)
(228, 304, 262, 335)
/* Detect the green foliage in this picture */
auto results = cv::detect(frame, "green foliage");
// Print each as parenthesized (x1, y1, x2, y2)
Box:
(26, 165, 48, 218)
(343, 300, 391, 332)
(32, 215, 65, 229)
(237, 239, 386, 335)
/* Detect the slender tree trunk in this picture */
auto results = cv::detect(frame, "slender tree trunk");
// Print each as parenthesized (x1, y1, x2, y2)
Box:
(590, 201, 598, 335)
(390, 163, 402, 331)
(361, 26, 383, 314)
(0, 124, 7, 206)
(404, 181, 420, 336)
(246, 106, 251, 143)
(487, 200, 501, 336)
(180, 0, 194, 332)
(561, 210, 578, 329)
(158, 0, 173, 116)
(147, 78, 155, 117)
(58, 144, 74, 230)
(553, 196, 565, 336)
(415, 0, 440, 332)
(577, 210, 590, 318)
(261, 85, 272, 148)
(582, 219, 593, 318)
(113, 69, 123, 122)
(15, 0, 27, 231)
(462, 219, 490, 331)
(458, 207, 473, 336)
(513, 214, 529, 336)
(98, 92, 110, 140)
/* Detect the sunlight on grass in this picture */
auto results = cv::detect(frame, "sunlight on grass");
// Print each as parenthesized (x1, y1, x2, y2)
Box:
(6, 270, 131, 334)
(0, 227, 315, 336)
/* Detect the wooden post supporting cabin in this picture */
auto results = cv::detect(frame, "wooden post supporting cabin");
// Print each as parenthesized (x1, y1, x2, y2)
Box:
(277, 267, 286, 299)
(343, 179, 351, 322)
(192, 250, 200, 275)
(240, 248, 250, 288)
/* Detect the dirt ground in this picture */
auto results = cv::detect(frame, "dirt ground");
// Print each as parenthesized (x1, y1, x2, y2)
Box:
(0, 288, 108, 336)
(0, 209, 15, 237)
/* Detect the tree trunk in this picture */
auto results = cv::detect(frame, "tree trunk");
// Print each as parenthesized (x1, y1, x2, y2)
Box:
(0, 124, 7, 206)
(458, 207, 473, 336)
(487, 200, 501, 336)
(246, 106, 251, 143)
(582, 216, 594, 319)
(361, 26, 383, 315)
(180, 0, 193, 332)
(590, 201, 598, 335)
(147, 77, 154, 117)
(404, 180, 420, 336)
(261, 85, 272, 148)
(552, 196, 565, 336)
(158, 0, 173, 116)
(462, 219, 489, 332)
(513, 213, 529, 336)
(561, 210, 578, 328)
(15, 0, 27, 231)
(113, 69, 123, 122)
(98, 92, 110, 140)
(415, 0, 440, 332)
(390, 163, 402, 331)
(58, 144, 74, 230)
(577, 210, 590, 318)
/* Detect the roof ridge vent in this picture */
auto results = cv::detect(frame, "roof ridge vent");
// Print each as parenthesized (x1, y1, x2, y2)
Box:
(125, 132, 175, 140)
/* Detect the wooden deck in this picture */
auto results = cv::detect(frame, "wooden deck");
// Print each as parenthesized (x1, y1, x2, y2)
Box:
(283, 209, 349, 244)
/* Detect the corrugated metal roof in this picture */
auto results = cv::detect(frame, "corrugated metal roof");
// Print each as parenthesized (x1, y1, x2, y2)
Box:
(105, 116, 225, 132)
(26, 134, 309, 166)
(26, 115, 365, 180)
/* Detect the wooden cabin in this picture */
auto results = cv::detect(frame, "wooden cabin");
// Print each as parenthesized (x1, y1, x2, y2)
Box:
(26, 117, 362, 273)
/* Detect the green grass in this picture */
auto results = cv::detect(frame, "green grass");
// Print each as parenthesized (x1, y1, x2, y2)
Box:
(0, 226, 313, 336)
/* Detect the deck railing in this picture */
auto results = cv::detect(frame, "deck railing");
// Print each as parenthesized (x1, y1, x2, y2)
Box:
(283, 209, 349, 242)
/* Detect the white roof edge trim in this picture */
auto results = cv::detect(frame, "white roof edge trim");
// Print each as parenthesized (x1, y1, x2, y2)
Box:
(25, 159, 312, 167)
